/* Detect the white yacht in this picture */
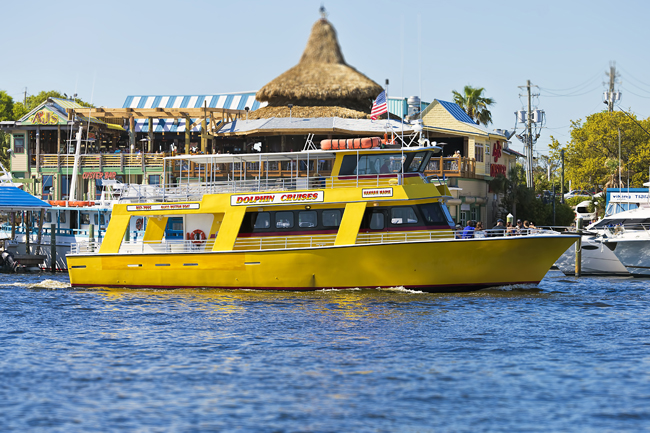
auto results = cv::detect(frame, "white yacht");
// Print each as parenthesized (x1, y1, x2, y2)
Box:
(601, 206, 650, 276)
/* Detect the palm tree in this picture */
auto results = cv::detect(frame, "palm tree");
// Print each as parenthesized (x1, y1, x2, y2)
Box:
(451, 85, 495, 126)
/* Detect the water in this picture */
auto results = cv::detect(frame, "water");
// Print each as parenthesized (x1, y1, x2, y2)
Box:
(1, 271, 649, 432)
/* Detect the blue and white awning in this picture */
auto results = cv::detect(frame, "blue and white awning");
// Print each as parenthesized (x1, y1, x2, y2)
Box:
(123, 92, 267, 133)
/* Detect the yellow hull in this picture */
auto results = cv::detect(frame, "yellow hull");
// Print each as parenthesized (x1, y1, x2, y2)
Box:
(67, 235, 577, 292)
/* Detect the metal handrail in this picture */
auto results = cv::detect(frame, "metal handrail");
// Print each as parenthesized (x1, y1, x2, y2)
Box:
(68, 228, 561, 255)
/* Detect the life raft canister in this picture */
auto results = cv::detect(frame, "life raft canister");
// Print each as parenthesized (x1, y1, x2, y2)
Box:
(187, 229, 207, 245)
(320, 137, 381, 150)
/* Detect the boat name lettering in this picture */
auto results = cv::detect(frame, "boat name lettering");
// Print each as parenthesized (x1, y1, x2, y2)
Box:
(126, 203, 200, 211)
(362, 188, 393, 198)
(83, 171, 117, 180)
(231, 191, 324, 206)
(610, 192, 649, 202)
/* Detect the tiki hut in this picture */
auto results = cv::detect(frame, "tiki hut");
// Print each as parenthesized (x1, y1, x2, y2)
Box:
(252, 17, 384, 120)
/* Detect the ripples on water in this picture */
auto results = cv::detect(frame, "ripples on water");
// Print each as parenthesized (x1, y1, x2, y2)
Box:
(1, 271, 649, 432)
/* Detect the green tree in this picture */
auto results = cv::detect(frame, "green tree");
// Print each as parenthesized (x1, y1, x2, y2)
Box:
(0, 90, 14, 170)
(551, 111, 650, 191)
(451, 85, 495, 126)
(12, 90, 93, 120)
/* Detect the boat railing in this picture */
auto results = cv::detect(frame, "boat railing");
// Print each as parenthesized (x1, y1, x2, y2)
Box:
(116, 175, 405, 202)
(69, 228, 563, 256)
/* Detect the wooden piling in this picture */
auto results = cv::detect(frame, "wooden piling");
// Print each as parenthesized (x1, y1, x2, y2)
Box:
(50, 223, 56, 272)
(575, 217, 583, 277)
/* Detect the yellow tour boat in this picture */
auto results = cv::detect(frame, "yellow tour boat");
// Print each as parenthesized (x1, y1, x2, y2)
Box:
(66, 145, 578, 292)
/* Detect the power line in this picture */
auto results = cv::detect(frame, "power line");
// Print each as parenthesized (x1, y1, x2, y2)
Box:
(538, 69, 603, 92)
(620, 85, 650, 99)
(619, 65, 650, 89)
(539, 85, 602, 97)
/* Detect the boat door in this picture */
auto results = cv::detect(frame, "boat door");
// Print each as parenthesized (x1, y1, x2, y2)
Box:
(165, 217, 184, 239)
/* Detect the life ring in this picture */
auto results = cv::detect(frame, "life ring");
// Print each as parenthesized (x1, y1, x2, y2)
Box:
(189, 229, 206, 245)
(135, 218, 144, 231)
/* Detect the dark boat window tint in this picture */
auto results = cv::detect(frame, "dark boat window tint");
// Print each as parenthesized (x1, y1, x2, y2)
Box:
(276, 211, 294, 229)
(322, 209, 342, 227)
(81, 213, 90, 224)
(370, 212, 384, 230)
(407, 151, 428, 172)
(419, 203, 447, 225)
(44, 212, 52, 223)
(252, 212, 270, 229)
(59, 211, 66, 224)
(391, 207, 418, 224)
(298, 211, 317, 228)
(339, 153, 412, 175)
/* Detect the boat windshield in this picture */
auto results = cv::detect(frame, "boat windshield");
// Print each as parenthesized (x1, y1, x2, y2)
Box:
(339, 151, 432, 176)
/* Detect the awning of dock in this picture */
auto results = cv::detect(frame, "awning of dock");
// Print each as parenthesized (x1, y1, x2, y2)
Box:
(0, 186, 52, 211)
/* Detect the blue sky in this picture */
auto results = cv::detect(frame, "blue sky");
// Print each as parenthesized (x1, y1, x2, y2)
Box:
(2, 0, 649, 157)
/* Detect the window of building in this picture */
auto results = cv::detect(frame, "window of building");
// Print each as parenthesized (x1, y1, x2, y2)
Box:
(14, 135, 25, 153)
(148, 175, 161, 185)
(275, 211, 294, 229)
(322, 209, 342, 227)
(298, 211, 317, 228)
(42, 175, 53, 199)
(475, 143, 484, 162)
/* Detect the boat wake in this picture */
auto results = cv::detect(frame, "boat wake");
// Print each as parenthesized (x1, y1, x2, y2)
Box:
(28, 279, 70, 290)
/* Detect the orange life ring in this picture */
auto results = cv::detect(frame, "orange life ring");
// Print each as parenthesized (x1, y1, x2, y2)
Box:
(189, 229, 206, 245)
(135, 218, 144, 231)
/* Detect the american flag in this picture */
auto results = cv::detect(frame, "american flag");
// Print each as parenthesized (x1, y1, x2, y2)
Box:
(370, 91, 388, 120)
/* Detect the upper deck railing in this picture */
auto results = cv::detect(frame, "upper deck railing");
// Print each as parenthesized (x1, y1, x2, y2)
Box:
(37, 153, 476, 178)
(116, 173, 426, 202)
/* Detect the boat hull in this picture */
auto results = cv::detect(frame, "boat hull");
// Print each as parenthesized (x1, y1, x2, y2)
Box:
(67, 235, 578, 292)
(555, 235, 629, 276)
(608, 239, 650, 276)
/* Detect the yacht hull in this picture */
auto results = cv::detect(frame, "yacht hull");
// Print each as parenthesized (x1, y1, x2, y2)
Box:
(608, 239, 650, 276)
(67, 235, 578, 292)
(555, 236, 629, 276)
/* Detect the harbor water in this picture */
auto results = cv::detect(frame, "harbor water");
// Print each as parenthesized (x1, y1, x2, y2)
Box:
(1, 271, 649, 432)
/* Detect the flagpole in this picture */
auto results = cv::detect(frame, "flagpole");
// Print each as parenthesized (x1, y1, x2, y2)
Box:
(385, 79, 391, 142)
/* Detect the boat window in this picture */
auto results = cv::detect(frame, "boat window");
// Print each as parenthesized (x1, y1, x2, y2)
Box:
(276, 212, 294, 229)
(391, 207, 418, 225)
(322, 209, 342, 227)
(298, 211, 317, 228)
(81, 213, 90, 224)
(252, 212, 271, 229)
(339, 153, 408, 175)
(419, 203, 448, 225)
(370, 212, 384, 230)
(93, 214, 106, 226)
(44, 211, 52, 223)
(59, 211, 66, 224)
(406, 152, 430, 172)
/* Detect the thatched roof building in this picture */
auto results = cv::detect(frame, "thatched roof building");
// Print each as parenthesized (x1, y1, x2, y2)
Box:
(252, 17, 383, 119)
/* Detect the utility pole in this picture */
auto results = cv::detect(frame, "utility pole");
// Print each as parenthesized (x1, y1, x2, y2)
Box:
(23, 88, 27, 105)
(605, 61, 620, 112)
(527, 79, 533, 188)
(560, 149, 565, 204)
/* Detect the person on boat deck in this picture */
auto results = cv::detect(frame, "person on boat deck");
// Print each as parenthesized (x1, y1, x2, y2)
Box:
(380, 160, 391, 173)
(506, 222, 516, 236)
(490, 219, 505, 237)
(474, 221, 486, 238)
(515, 219, 523, 235)
(462, 220, 475, 239)
(454, 223, 463, 239)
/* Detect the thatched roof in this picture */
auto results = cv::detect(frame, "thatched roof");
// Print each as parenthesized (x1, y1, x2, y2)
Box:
(256, 19, 383, 109)
(249, 105, 371, 120)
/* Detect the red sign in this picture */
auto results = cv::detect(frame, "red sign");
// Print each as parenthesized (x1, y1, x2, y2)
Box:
(493, 141, 502, 163)
(83, 172, 116, 180)
(490, 164, 506, 177)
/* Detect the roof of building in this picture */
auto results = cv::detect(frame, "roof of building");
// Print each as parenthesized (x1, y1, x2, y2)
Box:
(0, 186, 51, 211)
(255, 18, 382, 111)
(218, 117, 415, 136)
(122, 92, 267, 112)
(421, 99, 507, 139)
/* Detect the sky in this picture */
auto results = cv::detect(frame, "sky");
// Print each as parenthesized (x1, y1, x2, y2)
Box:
(2, 0, 650, 157)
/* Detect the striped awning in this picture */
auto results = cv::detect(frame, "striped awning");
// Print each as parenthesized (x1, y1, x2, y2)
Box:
(123, 93, 267, 112)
